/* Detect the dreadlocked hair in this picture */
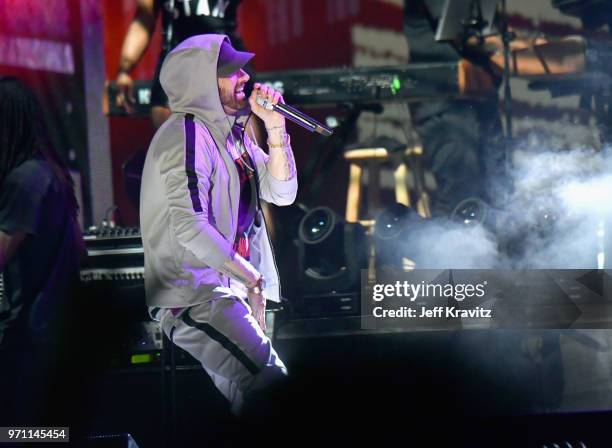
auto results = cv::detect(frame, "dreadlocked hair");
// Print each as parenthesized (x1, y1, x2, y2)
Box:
(0, 77, 79, 218)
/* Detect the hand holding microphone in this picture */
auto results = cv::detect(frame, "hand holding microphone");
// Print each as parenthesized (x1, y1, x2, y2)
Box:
(248, 83, 286, 129)
(248, 83, 333, 136)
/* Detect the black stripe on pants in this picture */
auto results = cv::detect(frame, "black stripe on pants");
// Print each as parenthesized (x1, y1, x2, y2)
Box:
(181, 311, 261, 375)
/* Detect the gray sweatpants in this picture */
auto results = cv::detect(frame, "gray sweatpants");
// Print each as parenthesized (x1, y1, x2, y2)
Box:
(153, 294, 287, 415)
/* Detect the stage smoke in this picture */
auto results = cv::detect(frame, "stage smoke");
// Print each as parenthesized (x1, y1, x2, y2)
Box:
(375, 138, 612, 270)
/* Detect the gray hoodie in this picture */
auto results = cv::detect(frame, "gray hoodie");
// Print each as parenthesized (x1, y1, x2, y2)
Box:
(140, 34, 297, 308)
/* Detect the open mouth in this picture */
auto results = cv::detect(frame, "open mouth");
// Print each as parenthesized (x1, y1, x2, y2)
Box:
(234, 87, 246, 103)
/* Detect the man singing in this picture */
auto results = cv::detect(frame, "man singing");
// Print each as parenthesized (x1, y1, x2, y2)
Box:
(140, 34, 297, 415)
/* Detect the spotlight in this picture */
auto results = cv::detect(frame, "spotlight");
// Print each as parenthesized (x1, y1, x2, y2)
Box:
(299, 207, 339, 246)
(451, 197, 489, 227)
(374, 203, 422, 240)
(298, 207, 347, 283)
(295, 206, 367, 306)
(374, 203, 424, 270)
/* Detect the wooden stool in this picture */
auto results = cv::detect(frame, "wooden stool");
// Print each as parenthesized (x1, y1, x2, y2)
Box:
(344, 145, 430, 225)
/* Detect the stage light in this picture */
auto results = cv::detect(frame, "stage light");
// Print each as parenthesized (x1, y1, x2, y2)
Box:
(374, 201, 500, 270)
(374, 203, 424, 270)
(451, 197, 489, 227)
(296, 206, 367, 296)
(299, 207, 338, 246)
(374, 202, 422, 240)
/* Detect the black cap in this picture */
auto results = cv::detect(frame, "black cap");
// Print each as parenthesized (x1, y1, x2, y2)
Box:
(217, 40, 254, 77)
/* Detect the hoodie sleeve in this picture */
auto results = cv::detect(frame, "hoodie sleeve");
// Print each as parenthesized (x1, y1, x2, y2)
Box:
(158, 115, 234, 270)
(245, 130, 298, 206)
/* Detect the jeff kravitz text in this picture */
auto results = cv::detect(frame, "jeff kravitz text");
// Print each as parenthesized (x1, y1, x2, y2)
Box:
(372, 306, 492, 318)
(370, 280, 493, 320)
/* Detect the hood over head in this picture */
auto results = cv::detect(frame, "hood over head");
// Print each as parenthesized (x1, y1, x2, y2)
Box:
(160, 34, 253, 139)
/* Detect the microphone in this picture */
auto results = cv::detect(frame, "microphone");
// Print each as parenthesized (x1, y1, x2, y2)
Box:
(255, 95, 333, 137)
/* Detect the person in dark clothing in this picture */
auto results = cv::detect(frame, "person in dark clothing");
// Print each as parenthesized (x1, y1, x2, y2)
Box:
(404, 0, 504, 216)
(0, 78, 84, 427)
(116, 0, 246, 129)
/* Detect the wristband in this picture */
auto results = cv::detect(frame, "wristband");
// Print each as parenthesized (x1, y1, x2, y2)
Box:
(267, 133, 291, 150)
